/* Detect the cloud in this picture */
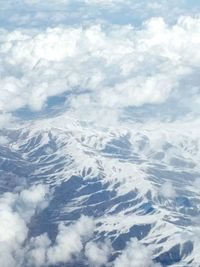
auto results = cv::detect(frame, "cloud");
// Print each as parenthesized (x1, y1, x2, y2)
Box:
(18, 184, 50, 221)
(46, 216, 95, 265)
(0, 113, 14, 128)
(160, 181, 176, 199)
(1, 15, 200, 125)
(0, 184, 50, 267)
(0, 136, 9, 145)
(1, 0, 200, 35)
(113, 238, 160, 267)
(83, 0, 126, 6)
(85, 240, 112, 267)
(26, 215, 95, 266)
(22, 0, 70, 5)
(26, 234, 51, 267)
(0, 184, 96, 267)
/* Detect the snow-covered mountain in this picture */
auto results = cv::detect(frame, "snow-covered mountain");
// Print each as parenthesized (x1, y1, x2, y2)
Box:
(1, 115, 200, 266)
(1, 0, 200, 266)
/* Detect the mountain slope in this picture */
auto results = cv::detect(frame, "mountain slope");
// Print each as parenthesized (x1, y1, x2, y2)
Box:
(1, 116, 200, 266)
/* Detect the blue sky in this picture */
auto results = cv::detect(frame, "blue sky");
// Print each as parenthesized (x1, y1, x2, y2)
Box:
(1, 0, 200, 28)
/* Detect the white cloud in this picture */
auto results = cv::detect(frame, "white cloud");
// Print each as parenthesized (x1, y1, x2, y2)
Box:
(18, 184, 50, 221)
(0, 184, 50, 267)
(83, 0, 125, 6)
(113, 238, 160, 267)
(26, 215, 95, 266)
(85, 240, 112, 267)
(160, 181, 176, 199)
(22, 0, 70, 5)
(15, 0, 128, 7)
(0, 184, 97, 267)
(0, 136, 9, 145)
(1, 15, 200, 125)
(26, 234, 51, 267)
(46, 216, 95, 265)
(2, 0, 200, 32)
(114, 239, 159, 267)
(0, 113, 14, 128)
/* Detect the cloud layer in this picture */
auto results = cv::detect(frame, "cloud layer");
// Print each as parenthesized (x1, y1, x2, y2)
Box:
(0, 184, 49, 267)
(1, 0, 200, 29)
(113, 238, 161, 267)
(1, 15, 200, 125)
(0, 184, 160, 267)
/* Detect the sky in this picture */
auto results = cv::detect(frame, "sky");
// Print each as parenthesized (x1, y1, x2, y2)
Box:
(0, 0, 200, 128)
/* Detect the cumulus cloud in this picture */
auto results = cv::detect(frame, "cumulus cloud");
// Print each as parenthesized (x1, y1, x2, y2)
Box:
(0, 136, 9, 145)
(85, 240, 112, 267)
(160, 181, 176, 199)
(18, 184, 50, 221)
(0, 184, 50, 267)
(0, 184, 97, 267)
(1, 16, 200, 125)
(83, 0, 126, 6)
(0, 113, 14, 128)
(27, 215, 95, 266)
(22, 0, 70, 4)
(10, 0, 128, 7)
(46, 216, 95, 265)
(113, 238, 160, 267)
(26, 234, 51, 267)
